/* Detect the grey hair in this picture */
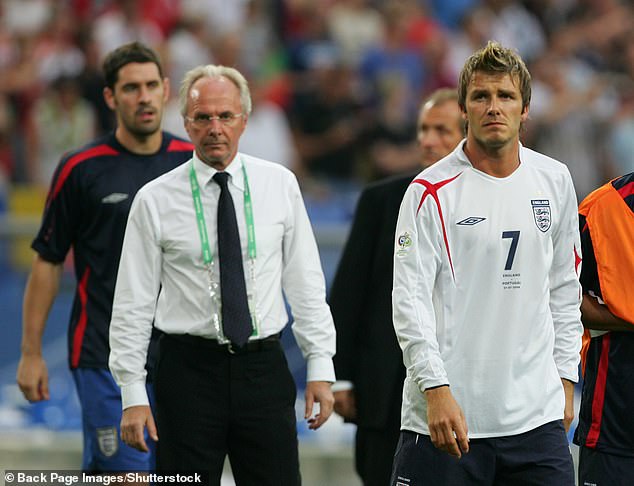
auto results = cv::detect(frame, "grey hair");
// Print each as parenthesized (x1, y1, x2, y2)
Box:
(179, 64, 252, 116)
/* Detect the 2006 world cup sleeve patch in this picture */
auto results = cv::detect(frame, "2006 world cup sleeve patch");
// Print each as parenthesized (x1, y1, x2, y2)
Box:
(396, 231, 413, 257)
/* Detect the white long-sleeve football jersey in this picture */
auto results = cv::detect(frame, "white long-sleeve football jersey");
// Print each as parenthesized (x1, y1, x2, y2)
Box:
(392, 141, 583, 438)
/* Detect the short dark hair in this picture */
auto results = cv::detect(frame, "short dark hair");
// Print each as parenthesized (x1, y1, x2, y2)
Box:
(102, 42, 164, 89)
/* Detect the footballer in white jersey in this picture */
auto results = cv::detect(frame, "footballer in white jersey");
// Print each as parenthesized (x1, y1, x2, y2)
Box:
(390, 39, 581, 486)
(393, 140, 583, 438)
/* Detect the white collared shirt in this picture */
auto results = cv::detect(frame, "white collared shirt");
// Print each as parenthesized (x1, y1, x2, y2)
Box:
(109, 151, 336, 409)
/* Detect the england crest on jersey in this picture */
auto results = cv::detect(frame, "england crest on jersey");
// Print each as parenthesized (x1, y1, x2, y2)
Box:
(531, 199, 551, 232)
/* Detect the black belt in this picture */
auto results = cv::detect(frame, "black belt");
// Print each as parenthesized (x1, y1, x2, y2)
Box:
(165, 332, 281, 355)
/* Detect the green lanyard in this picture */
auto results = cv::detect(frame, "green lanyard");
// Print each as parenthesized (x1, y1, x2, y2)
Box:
(189, 158, 257, 266)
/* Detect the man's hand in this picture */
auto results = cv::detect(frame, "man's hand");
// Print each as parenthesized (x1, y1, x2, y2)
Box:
(425, 386, 469, 458)
(120, 405, 158, 452)
(16, 354, 50, 402)
(333, 389, 357, 421)
(561, 379, 575, 433)
(305, 381, 334, 430)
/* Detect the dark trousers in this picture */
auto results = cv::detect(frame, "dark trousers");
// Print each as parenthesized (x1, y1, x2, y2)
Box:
(154, 334, 300, 486)
(355, 395, 402, 486)
(390, 420, 574, 486)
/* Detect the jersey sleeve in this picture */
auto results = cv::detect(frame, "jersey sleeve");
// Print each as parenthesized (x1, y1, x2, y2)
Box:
(549, 170, 583, 383)
(31, 158, 82, 263)
(392, 182, 448, 392)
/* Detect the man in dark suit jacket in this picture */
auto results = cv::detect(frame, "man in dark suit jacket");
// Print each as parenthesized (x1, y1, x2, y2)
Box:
(329, 88, 464, 486)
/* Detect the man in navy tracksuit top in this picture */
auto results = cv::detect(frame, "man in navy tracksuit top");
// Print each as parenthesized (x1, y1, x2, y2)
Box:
(16, 41, 193, 472)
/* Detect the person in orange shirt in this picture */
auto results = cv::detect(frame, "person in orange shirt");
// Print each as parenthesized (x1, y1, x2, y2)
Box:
(573, 171, 634, 486)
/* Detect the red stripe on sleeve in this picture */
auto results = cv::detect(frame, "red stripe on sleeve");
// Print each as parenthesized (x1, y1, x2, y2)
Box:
(167, 139, 194, 152)
(616, 181, 634, 199)
(47, 145, 119, 208)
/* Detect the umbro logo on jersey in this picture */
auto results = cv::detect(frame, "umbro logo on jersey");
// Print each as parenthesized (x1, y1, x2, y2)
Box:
(102, 193, 129, 204)
(457, 217, 486, 226)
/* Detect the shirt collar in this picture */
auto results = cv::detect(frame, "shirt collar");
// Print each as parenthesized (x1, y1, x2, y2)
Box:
(192, 151, 245, 192)
(456, 140, 525, 167)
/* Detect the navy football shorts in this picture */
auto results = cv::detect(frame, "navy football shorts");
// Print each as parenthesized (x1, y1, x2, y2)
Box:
(390, 420, 574, 485)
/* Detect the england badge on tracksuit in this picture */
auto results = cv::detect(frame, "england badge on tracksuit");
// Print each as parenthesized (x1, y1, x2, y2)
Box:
(531, 199, 551, 232)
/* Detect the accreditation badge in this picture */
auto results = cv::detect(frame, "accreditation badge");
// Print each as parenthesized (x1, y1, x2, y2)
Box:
(246, 259, 260, 338)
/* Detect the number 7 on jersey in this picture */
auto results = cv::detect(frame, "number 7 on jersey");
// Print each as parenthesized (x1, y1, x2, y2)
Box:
(502, 231, 520, 271)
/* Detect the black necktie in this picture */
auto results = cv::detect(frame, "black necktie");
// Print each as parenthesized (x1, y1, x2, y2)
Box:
(213, 172, 252, 347)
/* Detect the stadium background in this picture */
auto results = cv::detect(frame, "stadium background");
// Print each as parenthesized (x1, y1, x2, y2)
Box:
(2, 0, 633, 483)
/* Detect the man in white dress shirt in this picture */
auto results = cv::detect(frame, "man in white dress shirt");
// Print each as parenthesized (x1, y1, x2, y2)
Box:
(109, 64, 336, 485)
(390, 41, 583, 485)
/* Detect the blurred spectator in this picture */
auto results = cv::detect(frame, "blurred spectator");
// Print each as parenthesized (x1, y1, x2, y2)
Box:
(417, 27, 459, 95)
(160, 11, 218, 140)
(286, 2, 338, 81)
(446, 5, 494, 82)
(69, 0, 180, 35)
(1, 0, 51, 37)
(180, 0, 250, 37)
(136, 0, 181, 36)
(24, 75, 96, 186)
(0, 94, 16, 181)
(607, 78, 634, 176)
(358, 0, 425, 122)
(30, 4, 85, 85)
(606, 33, 634, 176)
(211, 30, 242, 68)
(522, 0, 579, 38)
(93, 0, 164, 61)
(239, 75, 298, 170)
(289, 55, 366, 183)
(0, 27, 37, 99)
(165, 14, 214, 96)
(426, 0, 478, 30)
(363, 76, 419, 181)
(239, 0, 281, 76)
(484, 0, 546, 63)
(76, 29, 115, 134)
(548, 0, 633, 71)
(326, 0, 384, 68)
(529, 52, 618, 200)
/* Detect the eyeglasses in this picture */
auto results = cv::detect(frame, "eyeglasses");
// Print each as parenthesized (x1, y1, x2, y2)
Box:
(185, 112, 244, 128)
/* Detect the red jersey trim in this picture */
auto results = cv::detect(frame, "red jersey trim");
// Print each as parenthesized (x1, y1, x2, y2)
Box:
(167, 139, 194, 152)
(411, 173, 462, 280)
(47, 145, 119, 208)
(616, 181, 634, 200)
(586, 333, 611, 448)
(71, 267, 91, 368)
